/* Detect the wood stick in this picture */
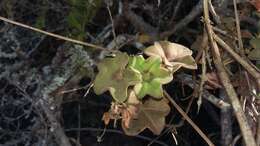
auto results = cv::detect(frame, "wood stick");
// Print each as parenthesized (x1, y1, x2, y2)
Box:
(203, 0, 257, 146)
(0, 16, 107, 50)
(164, 91, 215, 146)
(214, 35, 260, 88)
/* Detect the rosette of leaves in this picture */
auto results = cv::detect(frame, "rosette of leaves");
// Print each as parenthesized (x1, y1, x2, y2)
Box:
(144, 41, 197, 73)
(128, 55, 173, 99)
(93, 52, 142, 102)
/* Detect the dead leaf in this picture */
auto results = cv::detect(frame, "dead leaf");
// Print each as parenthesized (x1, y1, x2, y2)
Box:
(102, 90, 140, 128)
(144, 41, 197, 73)
(102, 112, 111, 125)
(122, 98, 170, 135)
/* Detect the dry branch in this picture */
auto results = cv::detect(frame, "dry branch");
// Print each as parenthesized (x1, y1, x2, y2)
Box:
(164, 91, 215, 146)
(0, 16, 107, 50)
(160, 0, 203, 38)
(214, 35, 260, 88)
(203, 0, 257, 145)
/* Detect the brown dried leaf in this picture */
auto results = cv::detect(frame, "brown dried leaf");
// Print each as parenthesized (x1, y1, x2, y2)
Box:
(122, 98, 170, 136)
(144, 41, 197, 72)
(102, 112, 111, 125)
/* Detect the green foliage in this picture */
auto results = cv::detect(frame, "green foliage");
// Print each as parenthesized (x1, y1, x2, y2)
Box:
(129, 55, 173, 99)
(93, 52, 142, 102)
(2, 0, 13, 18)
(249, 37, 260, 61)
(93, 41, 197, 136)
(34, 0, 47, 29)
(67, 0, 101, 40)
(35, 13, 46, 29)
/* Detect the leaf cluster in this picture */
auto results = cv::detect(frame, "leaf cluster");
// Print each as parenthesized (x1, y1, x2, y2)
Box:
(93, 41, 197, 135)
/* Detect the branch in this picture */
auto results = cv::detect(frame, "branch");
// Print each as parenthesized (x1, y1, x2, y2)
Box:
(233, 0, 245, 56)
(214, 35, 260, 88)
(176, 73, 230, 109)
(0, 16, 107, 50)
(160, 0, 203, 38)
(203, 0, 257, 146)
(163, 90, 215, 146)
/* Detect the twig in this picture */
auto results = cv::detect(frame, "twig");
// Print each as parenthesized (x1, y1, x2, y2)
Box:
(203, 0, 257, 146)
(0, 16, 107, 50)
(195, 30, 209, 63)
(214, 35, 260, 88)
(233, 0, 245, 57)
(197, 49, 207, 113)
(231, 134, 242, 146)
(123, 2, 158, 40)
(65, 127, 168, 146)
(208, 0, 221, 24)
(176, 73, 230, 109)
(163, 90, 215, 146)
(106, 5, 118, 49)
(169, 0, 183, 24)
(160, 0, 202, 38)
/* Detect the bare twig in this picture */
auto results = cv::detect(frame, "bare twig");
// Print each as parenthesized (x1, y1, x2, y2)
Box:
(0, 16, 107, 50)
(214, 35, 260, 88)
(203, 0, 257, 145)
(231, 134, 242, 146)
(163, 90, 215, 146)
(123, 2, 158, 40)
(208, 0, 221, 24)
(106, 5, 118, 49)
(197, 49, 207, 113)
(169, 0, 183, 24)
(176, 73, 231, 109)
(160, 0, 202, 38)
(233, 0, 245, 56)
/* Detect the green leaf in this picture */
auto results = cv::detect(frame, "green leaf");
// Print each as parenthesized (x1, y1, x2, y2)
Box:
(35, 14, 46, 29)
(129, 56, 173, 99)
(122, 98, 170, 135)
(68, 12, 83, 31)
(249, 38, 260, 60)
(250, 38, 260, 49)
(93, 52, 142, 102)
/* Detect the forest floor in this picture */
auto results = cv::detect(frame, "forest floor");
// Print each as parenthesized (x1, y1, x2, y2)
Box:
(0, 0, 260, 146)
